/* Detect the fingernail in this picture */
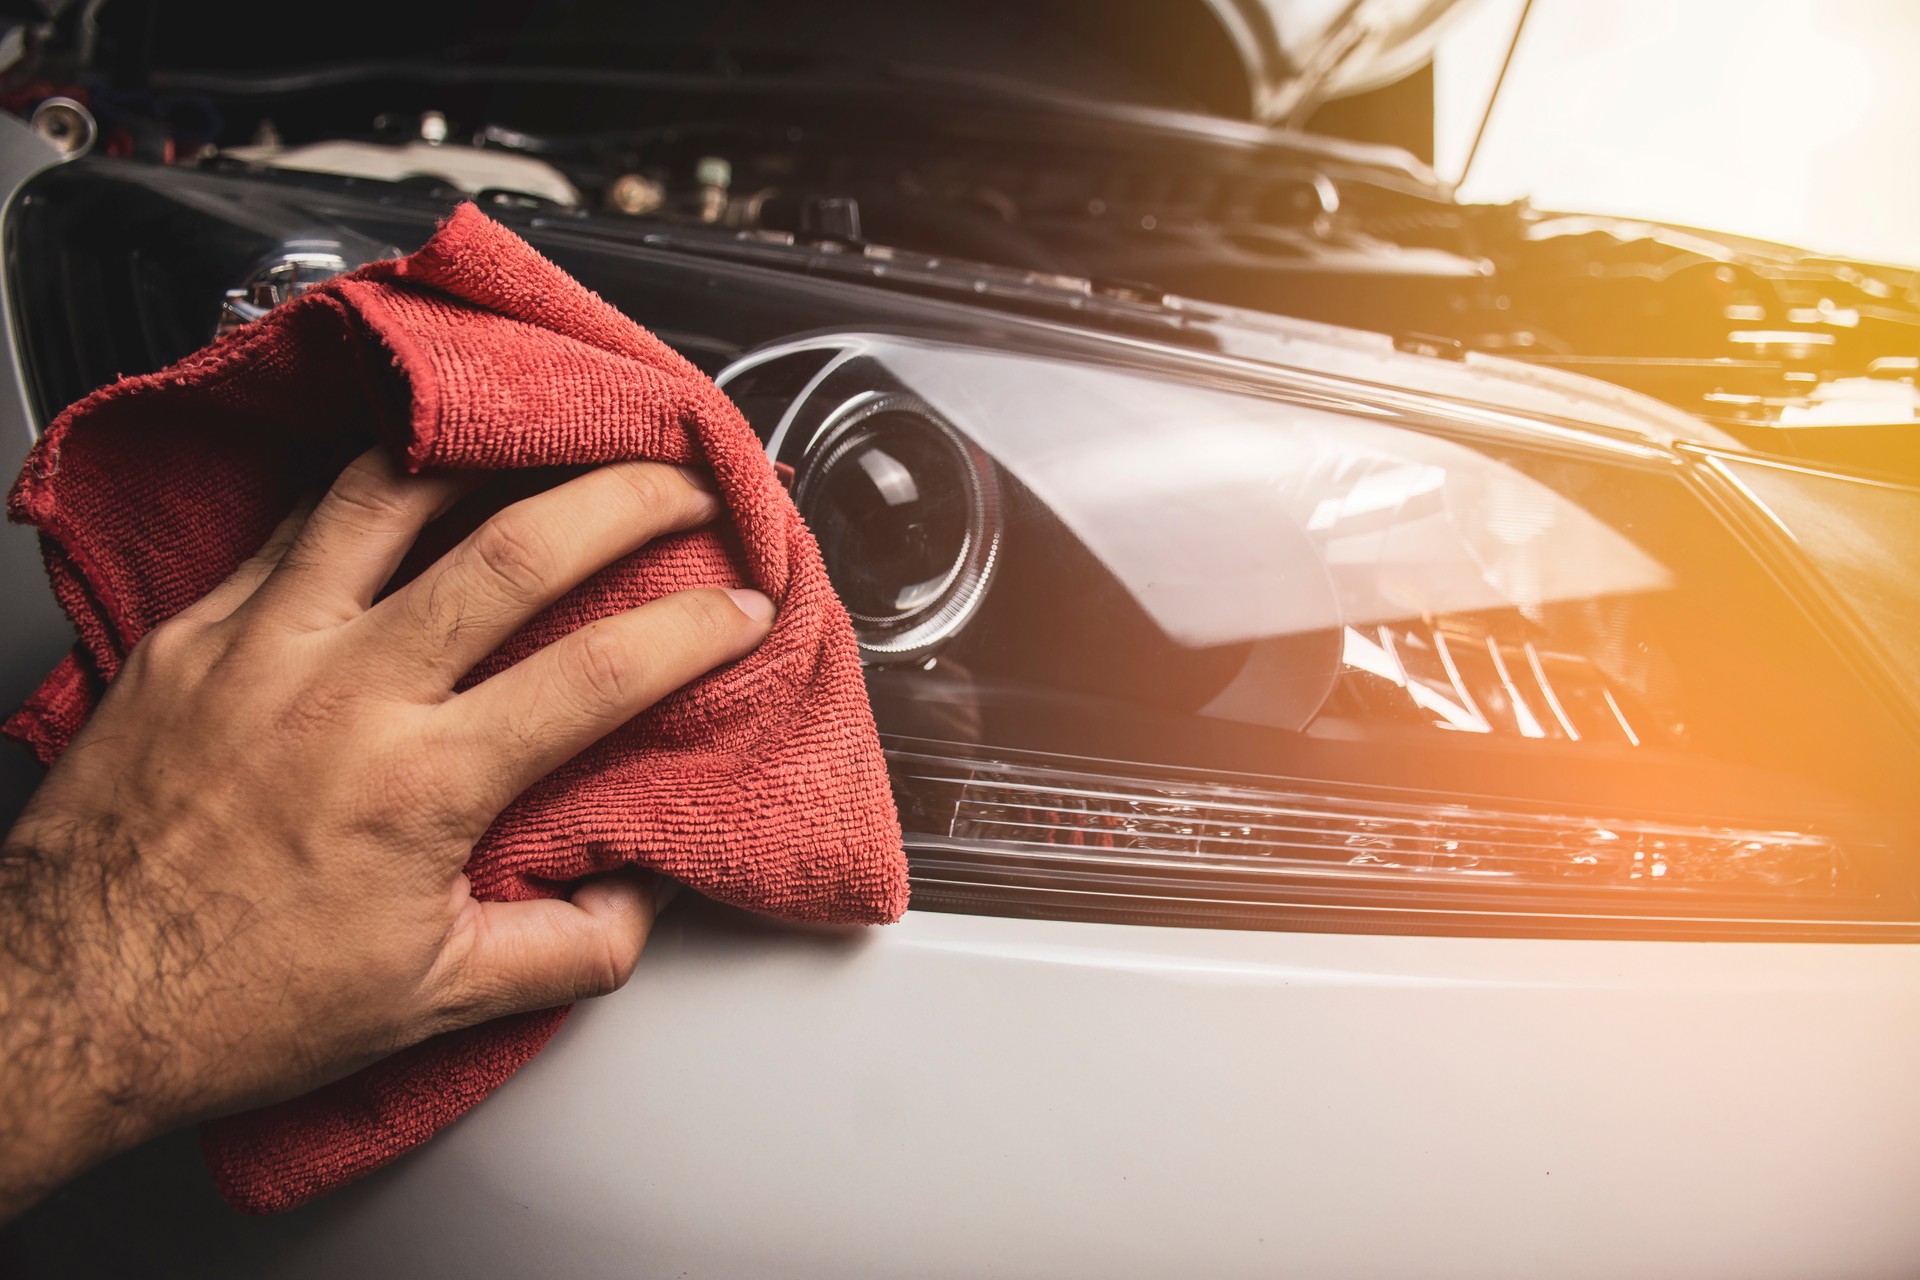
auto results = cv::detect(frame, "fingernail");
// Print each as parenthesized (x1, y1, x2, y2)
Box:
(675, 464, 717, 493)
(723, 587, 776, 624)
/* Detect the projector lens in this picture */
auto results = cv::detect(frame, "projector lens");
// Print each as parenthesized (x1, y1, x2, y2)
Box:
(796, 394, 1001, 659)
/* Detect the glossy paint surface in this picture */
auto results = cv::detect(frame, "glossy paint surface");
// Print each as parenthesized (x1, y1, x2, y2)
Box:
(17, 899, 1920, 1278)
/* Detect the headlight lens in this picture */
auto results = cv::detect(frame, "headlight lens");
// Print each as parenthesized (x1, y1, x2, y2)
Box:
(727, 335, 1920, 938)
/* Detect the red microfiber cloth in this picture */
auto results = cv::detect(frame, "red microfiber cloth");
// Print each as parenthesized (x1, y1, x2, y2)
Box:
(4, 203, 908, 1213)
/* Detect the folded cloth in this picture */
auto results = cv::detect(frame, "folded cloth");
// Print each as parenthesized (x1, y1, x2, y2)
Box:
(4, 203, 909, 1213)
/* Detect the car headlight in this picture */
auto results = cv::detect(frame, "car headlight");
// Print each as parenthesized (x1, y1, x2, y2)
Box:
(726, 335, 1920, 939)
(14, 160, 1919, 939)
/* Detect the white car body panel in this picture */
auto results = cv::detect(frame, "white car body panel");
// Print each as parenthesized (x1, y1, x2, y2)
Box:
(225, 904, 1920, 1278)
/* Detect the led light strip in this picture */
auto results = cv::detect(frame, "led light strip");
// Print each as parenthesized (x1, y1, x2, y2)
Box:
(886, 745, 1905, 938)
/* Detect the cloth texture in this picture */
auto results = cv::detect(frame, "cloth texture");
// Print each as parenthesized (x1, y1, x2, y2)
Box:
(4, 203, 908, 1212)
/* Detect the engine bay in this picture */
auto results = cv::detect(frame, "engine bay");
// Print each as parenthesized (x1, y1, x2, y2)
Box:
(8, 0, 1920, 477)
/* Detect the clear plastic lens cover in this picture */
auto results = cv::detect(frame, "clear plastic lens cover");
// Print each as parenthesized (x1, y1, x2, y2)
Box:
(727, 335, 1919, 934)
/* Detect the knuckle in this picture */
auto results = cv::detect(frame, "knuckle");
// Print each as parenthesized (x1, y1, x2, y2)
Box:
(466, 515, 551, 602)
(230, 547, 277, 587)
(134, 614, 190, 659)
(682, 589, 740, 648)
(123, 616, 198, 679)
(324, 454, 411, 527)
(577, 931, 641, 1000)
(565, 626, 639, 710)
(574, 952, 623, 1000)
(607, 463, 668, 518)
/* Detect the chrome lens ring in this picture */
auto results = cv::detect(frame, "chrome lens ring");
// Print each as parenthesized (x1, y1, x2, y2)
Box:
(794, 391, 1002, 661)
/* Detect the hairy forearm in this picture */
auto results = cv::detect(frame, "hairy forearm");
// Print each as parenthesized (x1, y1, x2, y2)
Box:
(0, 819, 194, 1219)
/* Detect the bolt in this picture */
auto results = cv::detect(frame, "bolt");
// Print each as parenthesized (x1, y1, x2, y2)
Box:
(609, 173, 665, 216)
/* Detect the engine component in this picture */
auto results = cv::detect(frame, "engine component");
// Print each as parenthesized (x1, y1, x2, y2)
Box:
(221, 137, 581, 206)
(215, 248, 352, 339)
(694, 154, 730, 223)
(29, 95, 94, 157)
(608, 172, 665, 216)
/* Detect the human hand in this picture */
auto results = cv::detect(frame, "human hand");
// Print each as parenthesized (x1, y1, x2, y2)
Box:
(0, 450, 773, 1218)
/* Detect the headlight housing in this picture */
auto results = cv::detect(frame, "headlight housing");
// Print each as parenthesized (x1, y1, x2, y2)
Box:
(13, 158, 1919, 939)
(727, 334, 1920, 938)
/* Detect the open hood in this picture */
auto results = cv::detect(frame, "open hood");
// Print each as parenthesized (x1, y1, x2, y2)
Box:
(1203, 0, 1474, 124)
(98, 0, 1477, 127)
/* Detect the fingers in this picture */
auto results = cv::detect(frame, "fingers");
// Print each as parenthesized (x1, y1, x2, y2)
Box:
(242, 450, 480, 630)
(447, 586, 774, 812)
(428, 869, 658, 1024)
(352, 461, 721, 691)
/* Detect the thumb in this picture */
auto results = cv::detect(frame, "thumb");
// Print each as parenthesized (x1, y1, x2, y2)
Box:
(427, 869, 659, 1028)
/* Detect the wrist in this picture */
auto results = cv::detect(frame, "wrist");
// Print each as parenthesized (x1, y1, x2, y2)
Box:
(0, 820, 182, 1217)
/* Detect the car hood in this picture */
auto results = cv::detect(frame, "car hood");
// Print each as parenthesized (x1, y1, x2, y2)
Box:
(1202, 0, 1473, 123)
(129, 0, 1479, 126)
